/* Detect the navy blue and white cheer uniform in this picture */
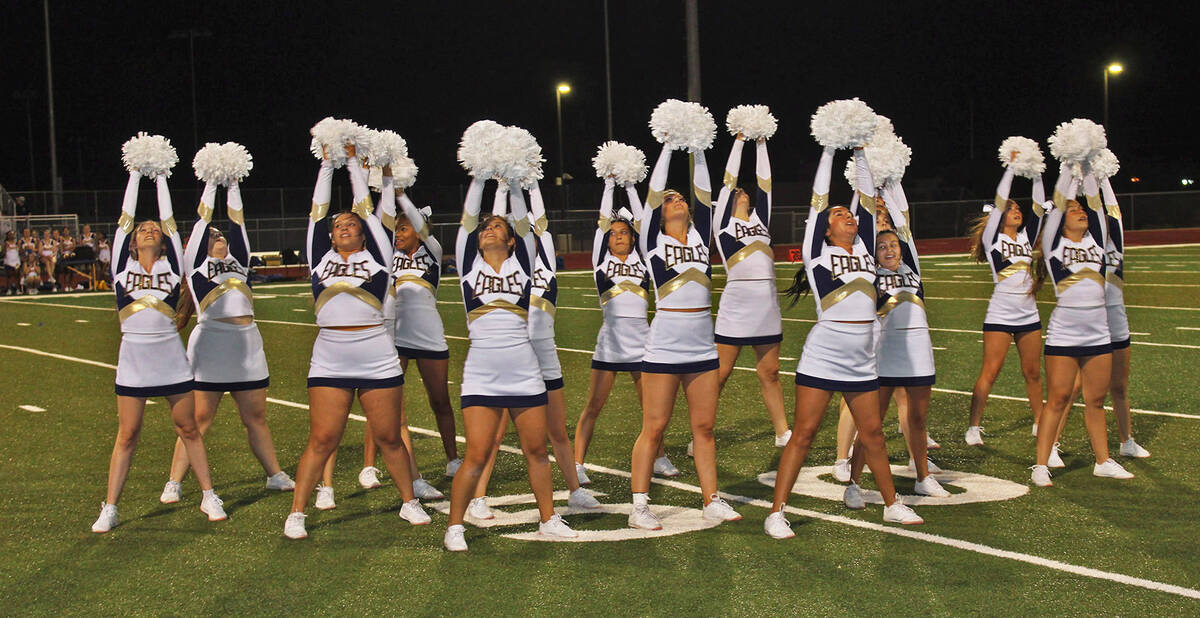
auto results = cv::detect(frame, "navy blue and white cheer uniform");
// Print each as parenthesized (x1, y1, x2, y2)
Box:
(981, 167, 1047, 333)
(1098, 176, 1130, 349)
(591, 178, 651, 372)
(1041, 172, 1110, 357)
(875, 181, 935, 386)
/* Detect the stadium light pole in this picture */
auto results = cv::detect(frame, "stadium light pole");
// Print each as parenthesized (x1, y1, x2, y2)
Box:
(1103, 62, 1123, 130)
(170, 28, 213, 157)
(555, 83, 571, 186)
(44, 0, 61, 211)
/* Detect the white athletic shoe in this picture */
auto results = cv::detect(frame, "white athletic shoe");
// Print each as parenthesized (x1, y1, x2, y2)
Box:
(468, 496, 493, 520)
(159, 480, 182, 504)
(914, 476, 951, 498)
(702, 495, 742, 522)
(91, 503, 118, 533)
(1093, 459, 1135, 479)
(926, 434, 941, 450)
(538, 514, 578, 538)
(965, 426, 984, 446)
(444, 524, 467, 551)
(1030, 464, 1053, 487)
(1032, 423, 1039, 437)
(575, 463, 592, 486)
(908, 458, 943, 475)
(200, 491, 227, 522)
(1119, 438, 1151, 458)
(399, 499, 432, 525)
(568, 488, 601, 510)
(883, 500, 924, 525)
(686, 440, 694, 457)
(832, 459, 851, 483)
(412, 477, 444, 500)
(627, 503, 662, 530)
(358, 466, 382, 489)
(843, 482, 866, 510)
(774, 430, 793, 448)
(283, 512, 307, 539)
(653, 456, 681, 478)
(763, 511, 795, 539)
(445, 458, 462, 478)
(265, 472, 295, 491)
(1048, 443, 1066, 469)
(314, 485, 336, 510)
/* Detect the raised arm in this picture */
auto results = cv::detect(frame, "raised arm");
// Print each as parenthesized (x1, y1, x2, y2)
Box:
(595, 177, 616, 267)
(883, 181, 920, 275)
(112, 171, 141, 281)
(226, 181, 251, 266)
(640, 144, 673, 257)
(156, 175, 183, 274)
(376, 171, 398, 243)
(1025, 173, 1048, 239)
(852, 148, 877, 248)
(804, 147, 836, 263)
(456, 178, 486, 271)
(507, 181, 536, 275)
(1081, 172, 1107, 272)
(692, 150, 713, 243)
(398, 191, 441, 261)
(714, 137, 746, 232)
(755, 139, 772, 224)
(1100, 176, 1123, 251)
(307, 160, 334, 268)
(528, 181, 555, 274)
(347, 161, 391, 266)
(624, 183, 644, 223)
(185, 182, 217, 275)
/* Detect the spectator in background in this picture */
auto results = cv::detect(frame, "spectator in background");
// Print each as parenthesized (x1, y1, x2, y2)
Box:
(79, 224, 96, 249)
(4, 231, 19, 294)
(39, 228, 58, 291)
(96, 232, 111, 285)
(14, 196, 27, 216)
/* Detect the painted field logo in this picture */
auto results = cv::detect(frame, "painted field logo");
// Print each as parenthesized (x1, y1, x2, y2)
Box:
(425, 490, 720, 542)
(758, 465, 1028, 506)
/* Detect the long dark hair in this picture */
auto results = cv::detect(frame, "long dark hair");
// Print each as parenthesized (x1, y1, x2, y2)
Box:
(782, 268, 810, 307)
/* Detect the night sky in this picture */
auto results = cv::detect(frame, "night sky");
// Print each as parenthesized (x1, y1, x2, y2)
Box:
(2, 1, 1197, 204)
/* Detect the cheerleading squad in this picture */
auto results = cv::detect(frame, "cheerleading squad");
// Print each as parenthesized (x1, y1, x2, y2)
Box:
(91, 104, 1150, 548)
(2, 224, 109, 294)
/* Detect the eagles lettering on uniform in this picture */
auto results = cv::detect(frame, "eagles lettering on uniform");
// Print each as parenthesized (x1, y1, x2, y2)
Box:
(829, 253, 875, 279)
(877, 270, 921, 291)
(206, 260, 247, 279)
(663, 244, 708, 270)
(732, 221, 769, 240)
(123, 271, 176, 294)
(1061, 246, 1104, 269)
(318, 259, 375, 282)
(604, 260, 646, 279)
(997, 239, 1033, 260)
(472, 270, 525, 295)
(1040, 173, 1106, 308)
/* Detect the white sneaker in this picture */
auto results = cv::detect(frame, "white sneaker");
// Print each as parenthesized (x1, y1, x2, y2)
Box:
(653, 456, 681, 477)
(399, 499, 432, 525)
(702, 495, 742, 522)
(832, 458, 851, 483)
(883, 500, 924, 524)
(1030, 464, 1053, 487)
(914, 476, 951, 498)
(413, 477, 444, 500)
(358, 466, 382, 489)
(627, 503, 662, 530)
(444, 524, 468, 551)
(1048, 443, 1066, 469)
(284, 512, 307, 539)
(926, 434, 941, 450)
(1032, 423, 1039, 437)
(965, 426, 984, 446)
(908, 458, 943, 474)
(686, 440, 694, 457)
(200, 491, 227, 521)
(1119, 438, 1151, 458)
(568, 487, 601, 509)
(843, 482, 866, 510)
(774, 430, 793, 448)
(764, 511, 795, 539)
(445, 458, 463, 478)
(538, 514, 578, 538)
(467, 496, 493, 520)
(159, 480, 182, 504)
(265, 472, 295, 491)
(314, 485, 336, 510)
(91, 503, 118, 533)
(1093, 458, 1134, 479)
(575, 463, 592, 486)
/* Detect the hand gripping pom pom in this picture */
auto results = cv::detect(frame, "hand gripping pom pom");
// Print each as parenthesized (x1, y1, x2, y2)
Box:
(998, 136, 1046, 179)
(193, 142, 253, 186)
(649, 99, 717, 152)
(810, 98, 879, 149)
(1048, 118, 1107, 164)
(122, 133, 179, 178)
(309, 117, 371, 169)
(1089, 148, 1120, 179)
(457, 120, 508, 179)
(844, 132, 912, 190)
(725, 105, 778, 140)
(495, 126, 545, 189)
(365, 130, 409, 168)
(592, 141, 648, 185)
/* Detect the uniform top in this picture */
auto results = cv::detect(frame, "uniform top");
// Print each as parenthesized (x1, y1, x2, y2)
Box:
(982, 167, 1047, 295)
(111, 172, 185, 334)
(639, 144, 714, 310)
(98, 241, 111, 262)
(184, 181, 255, 322)
(375, 176, 443, 324)
(456, 178, 537, 347)
(4, 240, 20, 267)
(1041, 171, 1105, 308)
(875, 181, 928, 331)
(594, 178, 651, 319)
(39, 237, 57, 256)
(20, 235, 38, 255)
(804, 147, 879, 322)
(60, 235, 76, 256)
(79, 231, 96, 248)
(714, 138, 775, 281)
(1099, 176, 1125, 307)
(306, 160, 393, 328)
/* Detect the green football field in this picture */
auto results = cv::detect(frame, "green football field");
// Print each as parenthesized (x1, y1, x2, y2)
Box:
(2, 245, 1198, 615)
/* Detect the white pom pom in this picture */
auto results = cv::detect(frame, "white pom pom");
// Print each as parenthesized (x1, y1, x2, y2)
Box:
(391, 155, 419, 189)
(649, 99, 717, 152)
(844, 133, 912, 190)
(457, 120, 508, 178)
(122, 132, 179, 178)
(365, 130, 409, 168)
(592, 141, 648, 185)
(495, 126, 545, 188)
(725, 104, 778, 140)
(1048, 118, 1107, 164)
(997, 136, 1046, 179)
(309, 117, 371, 169)
(192, 142, 253, 186)
(810, 98, 879, 149)
(1089, 148, 1120, 179)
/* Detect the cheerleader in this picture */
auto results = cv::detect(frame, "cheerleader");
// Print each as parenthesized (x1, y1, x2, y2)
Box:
(284, 147, 430, 539)
(765, 147, 922, 539)
(38, 229, 57, 291)
(159, 180, 293, 505)
(965, 156, 1048, 445)
(20, 227, 38, 260)
(443, 177, 576, 552)
(91, 170, 225, 533)
(80, 224, 96, 250)
(712, 135, 789, 446)
(3, 231, 19, 294)
(1029, 168, 1132, 487)
(628, 143, 741, 531)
